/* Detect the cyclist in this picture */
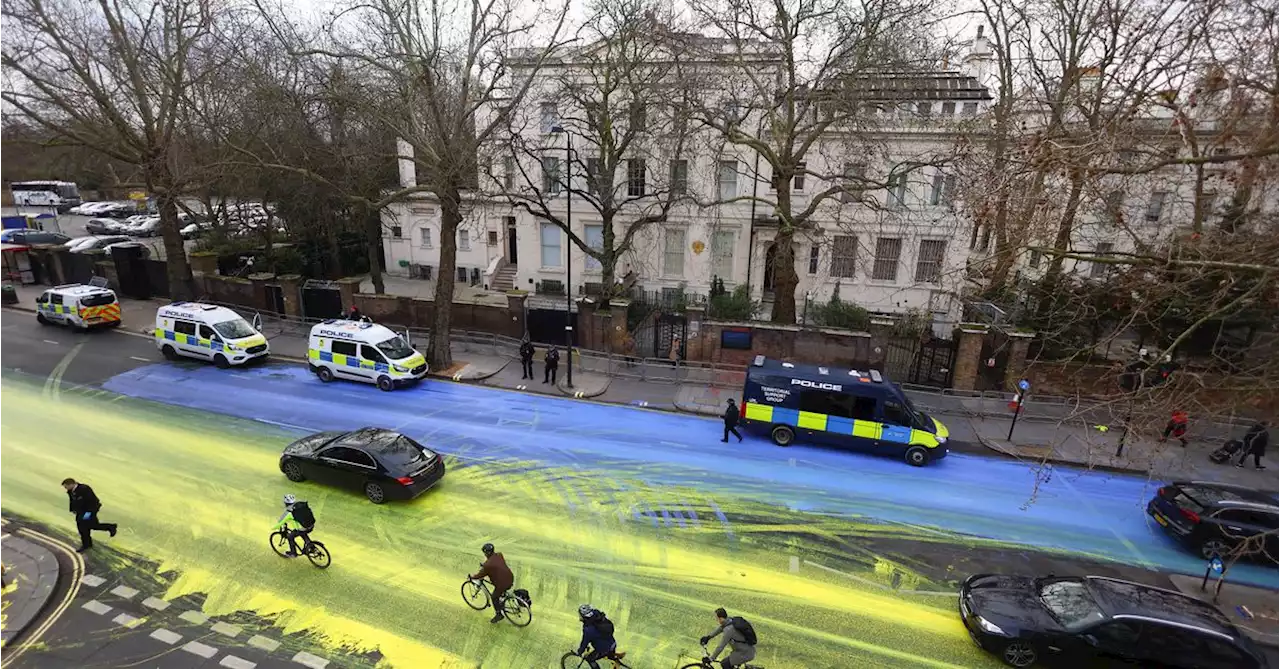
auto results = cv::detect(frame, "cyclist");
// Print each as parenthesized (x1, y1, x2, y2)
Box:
(700, 607, 756, 669)
(469, 543, 514, 623)
(273, 494, 316, 558)
(575, 604, 623, 667)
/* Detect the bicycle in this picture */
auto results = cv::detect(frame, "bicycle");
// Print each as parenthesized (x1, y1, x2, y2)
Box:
(269, 529, 331, 569)
(459, 576, 532, 627)
(677, 642, 765, 669)
(559, 649, 632, 669)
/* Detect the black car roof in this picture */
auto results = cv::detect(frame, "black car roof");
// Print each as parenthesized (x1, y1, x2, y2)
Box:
(339, 427, 405, 451)
(1170, 481, 1280, 510)
(1084, 577, 1237, 636)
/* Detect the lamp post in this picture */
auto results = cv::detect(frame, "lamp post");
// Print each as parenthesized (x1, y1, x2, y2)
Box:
(551, 125, 573, 388)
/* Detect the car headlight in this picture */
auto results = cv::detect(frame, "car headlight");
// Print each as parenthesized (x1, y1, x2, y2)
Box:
(937, 436, 947, 444)
(976, 616, 1005, 635)
(393, 364, 409, 373)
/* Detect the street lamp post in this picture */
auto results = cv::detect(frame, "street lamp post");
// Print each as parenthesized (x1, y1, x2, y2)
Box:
(551, 125, 574, 388)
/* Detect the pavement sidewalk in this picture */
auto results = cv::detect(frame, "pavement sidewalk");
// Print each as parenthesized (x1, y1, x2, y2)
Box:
(1, 533, 60, 647)
(1168, 573, 1279, 648)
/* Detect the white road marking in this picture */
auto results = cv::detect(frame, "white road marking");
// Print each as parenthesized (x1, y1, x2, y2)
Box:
(220, 656, 257, 669)
(182, 640, 218, 658)
(110, 585, 139, 599)
(129, 356, 151, 362)
(247, 635, 281, 652)
(82, 600, 113, 615)
(253, 418, 311, 432)
(113, 613, 142, 628)
(150, 629, 183, 645)
(804, 560, 957, 597)
(292, 651, 330, 668)
(42, 339, 59, 345)
(178, 610, 209, 625)
(211, 621, 242, 637)
(142, 596, 170, 611)
(80, 574, 106, 587)
(789, 556, 800, 573)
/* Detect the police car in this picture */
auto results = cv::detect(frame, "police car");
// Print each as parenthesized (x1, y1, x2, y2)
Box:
(307, 319, 428, 391)
(35, 282, 122, 330)
(154, 302, 270, 367)
(740, 355, 950, 466)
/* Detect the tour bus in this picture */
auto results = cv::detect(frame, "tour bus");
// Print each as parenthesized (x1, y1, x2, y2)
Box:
(10, 181, 82, 211)
(740, 355, 951, 466)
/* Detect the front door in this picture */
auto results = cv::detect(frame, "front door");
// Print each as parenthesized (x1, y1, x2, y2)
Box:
(507, 221, 519, 264)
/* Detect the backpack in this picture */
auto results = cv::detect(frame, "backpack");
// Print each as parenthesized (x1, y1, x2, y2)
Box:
(291, 501, 315, 528)
(731, 617, 757, 646)
(594, 616, 615, 639)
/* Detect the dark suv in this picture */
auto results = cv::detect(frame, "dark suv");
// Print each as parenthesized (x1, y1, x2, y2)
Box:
(1147, 481, 1278, 562)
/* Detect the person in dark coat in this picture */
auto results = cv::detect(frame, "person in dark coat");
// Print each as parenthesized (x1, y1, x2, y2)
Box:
(470, 543, 515, 623)
(519, 338, 535, 380)
(1236, 421, 1270, 470)
(543, 346, 560, 385)
(62, 478, 118, 553)
(721, 399, 743, 443)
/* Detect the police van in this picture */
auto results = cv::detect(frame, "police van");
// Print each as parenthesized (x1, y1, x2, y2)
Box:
(740, 355, 950, 466)
(307, 319, 428, 391)
(35, 282, 122, 330)
(154, 302, 270, 367)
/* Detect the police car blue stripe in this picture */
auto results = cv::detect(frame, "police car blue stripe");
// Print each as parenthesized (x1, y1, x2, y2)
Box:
(827, 417, 855, 436)
(881, 425, 912, 444)
(773, 407, 800, 427)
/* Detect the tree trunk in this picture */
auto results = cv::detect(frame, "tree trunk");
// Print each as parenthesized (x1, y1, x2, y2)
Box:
(363, 203, 385, 294)
(152, 164, 195, 301)
(770, 180, 799, 323)
(431, 188, 461, 368)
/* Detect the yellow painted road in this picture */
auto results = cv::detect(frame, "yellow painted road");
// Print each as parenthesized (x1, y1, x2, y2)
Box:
(0, 375, 1000, 668)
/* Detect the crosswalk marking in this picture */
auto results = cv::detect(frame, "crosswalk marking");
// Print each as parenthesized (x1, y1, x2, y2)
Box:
(292, 651, 330, 668)
(82, 600, 112, 615)
(142, 596, 170, 611)
(182, 640, 218, 658)
(220, 656, 257, 669)
(80, 574, 106, 587)
(248, 634, 281, 652)
(110, 585, 139, 599)
(150, 629, 183, 645)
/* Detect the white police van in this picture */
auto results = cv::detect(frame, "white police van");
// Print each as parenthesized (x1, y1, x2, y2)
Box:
(154, 302, 270, 367)
(307, 319, 428, 391)
(35, 280, 122, 330)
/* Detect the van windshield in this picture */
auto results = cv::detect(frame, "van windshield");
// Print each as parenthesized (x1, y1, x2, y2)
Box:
(376, 336, 415, 360)
(213, 318, 257, 339)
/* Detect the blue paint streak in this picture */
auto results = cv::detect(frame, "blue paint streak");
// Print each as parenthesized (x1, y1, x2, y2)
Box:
(102, 364, 1279, 589)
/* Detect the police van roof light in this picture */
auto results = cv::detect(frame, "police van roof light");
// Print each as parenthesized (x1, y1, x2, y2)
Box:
(752, 355, 765, 367)
(869, 370, 883, 383)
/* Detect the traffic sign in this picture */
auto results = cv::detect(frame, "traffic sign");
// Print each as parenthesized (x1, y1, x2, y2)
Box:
(1018, 379, 1031, 391)
(1209, 556, 1224, 574)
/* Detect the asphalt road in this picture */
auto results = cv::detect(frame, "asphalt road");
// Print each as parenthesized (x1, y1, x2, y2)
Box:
(2, 314, 1276, 669)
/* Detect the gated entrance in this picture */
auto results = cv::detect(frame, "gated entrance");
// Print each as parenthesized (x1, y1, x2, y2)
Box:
(655, 313, 687, 359)
(301, 279, 343, 320)
(266, 284, 286, 315)
(883, 335, 957, 388)
(526, 308, 578, 346)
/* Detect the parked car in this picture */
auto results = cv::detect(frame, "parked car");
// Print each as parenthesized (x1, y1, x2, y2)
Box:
(71, 202, 113, 216)
(126, 216, 162, 237)
(180, 220, 215, 239)
(3, 230, 71, 246)
(960, 573, 1267, 668)
(279, 427, 446, 504)
(102, 241, 152, 259)
(65, 235, 132, 253)
(1148, 481, 1278, 563)
(84, 217, 121, 235)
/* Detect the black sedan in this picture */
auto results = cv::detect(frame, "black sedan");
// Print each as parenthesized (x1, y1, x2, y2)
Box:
(959, 573, 1265, 668)
(279, 427, 445, 504)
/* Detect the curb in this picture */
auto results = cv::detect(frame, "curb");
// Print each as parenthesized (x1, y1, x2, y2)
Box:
(555, 374, 611, 399)
(0, 534, 60, 648)
(435, 359, 511, 383)
(975, 434, 1163, 477)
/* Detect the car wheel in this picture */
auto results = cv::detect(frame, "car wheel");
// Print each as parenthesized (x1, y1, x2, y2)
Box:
(376, 375, 395, 392)
(1000, 641, 1037, 668)
(365, 482, 387, 504)
(213, 354, 230, 369)
(315, 366, 334, 383)
(36, 313, 49, 325)
(161, 344, 179, 360)
(282, 460, 305, 482)
(1200, 537, 1230, 560)
(770, 425, 795, 447)
(904, 446, 929, 467)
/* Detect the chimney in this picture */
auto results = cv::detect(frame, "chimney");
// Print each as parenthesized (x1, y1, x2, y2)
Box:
(396, 138, 417, 189)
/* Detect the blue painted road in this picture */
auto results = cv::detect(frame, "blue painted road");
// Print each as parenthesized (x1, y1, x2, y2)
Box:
(103, 363, 1280, 589)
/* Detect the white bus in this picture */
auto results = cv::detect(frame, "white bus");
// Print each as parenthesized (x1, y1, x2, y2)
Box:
(10, 181, 82, 211)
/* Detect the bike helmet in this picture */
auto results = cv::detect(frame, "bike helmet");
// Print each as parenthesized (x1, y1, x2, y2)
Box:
(578, 604, 597, 620)
(283, 494, 296, 505)
(482, 543, 495, 556)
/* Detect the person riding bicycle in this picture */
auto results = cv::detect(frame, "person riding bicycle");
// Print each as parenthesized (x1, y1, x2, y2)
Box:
(700, 607, 756, 669)
(470, 543, 514, 623)
(575, 605, 624, 667)
(273, 494, 315, 558)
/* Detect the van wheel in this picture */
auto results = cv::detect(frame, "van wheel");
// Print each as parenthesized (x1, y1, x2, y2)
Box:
(213, 354, 230, 369)
(315, 366, 334, 383)
(37, 313, 49, 325)
(161, 345, 178, 360)
(904, 446, 929, 467)
(376, 375, 395, 392)
(770, 425, 795, 447)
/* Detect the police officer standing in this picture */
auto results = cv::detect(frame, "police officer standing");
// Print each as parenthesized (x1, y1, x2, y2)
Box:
(722, 399, 743, 443)
(519, 338, 535, 380)
(544, 345, 560, 385)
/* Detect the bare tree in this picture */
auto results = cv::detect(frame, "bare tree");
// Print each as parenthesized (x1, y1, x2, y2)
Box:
(2, 0, 240, 300)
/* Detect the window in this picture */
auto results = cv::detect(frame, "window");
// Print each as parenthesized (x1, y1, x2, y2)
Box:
(360, 344, 386, 363)
(458, 229, 470, 251)
(831, 235, 857, 278)
(793, 162, 806, 192)
(487, 230, 498, 246)
(799, 389, 856, 419)
(331, 340, 358, 357)
(540, 102, 558, 134)
(842, 163, 866, 202)
(419, 227, 433, 248)
(930, 174, 945, 205)
(722, 100, 741, 124)
(627, 158, 646, 196)
(888, 172, 907, 207)
(502, 157, 514, 189)
(670, 160, 688, 195)
(1202, 637, 1249, 666)
(198, 324, 217, 340)
(916, 101, 931, 117)
(962, 102, 978, 115)
(872, 237, 902, 281)
(711, 230, 734, 279)
(718, 160, 737, 200)
(542, 157, 561, 194)
(1029, 249, 1041, 268)
(457, 267, 468, 282)
(1091, 242, 1114, 278)
(585, 158, 601, 195)
(584, 225, 603, 271)
(630, 102, 647, 131)
(540, 222, 561, 267)
(883, 400, 913, 426)
(1146, 191, 1168, 222)
(50, 292, 64, 305)
(663, 228, 685, 276)
(808, 244, 820, 275)
(914, 240, 946, 284)
(1105, 190, 1124, 218)
(174, 320, 197, 336)
(390, 225, 402, 239)
(941, 101, 956, 115)
(1091, 621, 1141, 646)
(322, 446, 376, 468)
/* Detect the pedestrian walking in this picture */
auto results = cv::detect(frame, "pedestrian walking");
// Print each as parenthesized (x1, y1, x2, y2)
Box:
(1236, 421, 1270, 470)
(519, 338, 535, 380)
(721, 399, 743, 443)
(62, 478, 118, 553)
(543, 346, 560, 385)
(1158, 409, 1189, 447)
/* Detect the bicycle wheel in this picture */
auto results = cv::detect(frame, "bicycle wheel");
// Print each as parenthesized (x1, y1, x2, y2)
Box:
(305, 541, 331, 569)
(502, 596, 532, 627)
(269, 531, 291, 558)
(460, 579, 490, 610)
(559, 652, 586, 669)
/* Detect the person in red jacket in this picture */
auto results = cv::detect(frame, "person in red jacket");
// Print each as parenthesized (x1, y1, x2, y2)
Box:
(1158, 410, 1189, 447)
(470, 543, 515, 623)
